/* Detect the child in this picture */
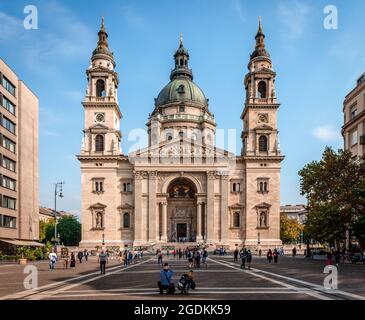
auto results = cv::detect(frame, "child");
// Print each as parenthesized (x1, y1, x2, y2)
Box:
(177, 270, 196, 295)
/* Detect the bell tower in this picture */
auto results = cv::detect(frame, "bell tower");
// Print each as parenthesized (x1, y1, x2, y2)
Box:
(241, 17, 281, 157)
(81, 17, 122, 156)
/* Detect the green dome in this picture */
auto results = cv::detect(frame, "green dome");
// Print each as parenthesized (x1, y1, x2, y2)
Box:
(155, 77, 207, 107)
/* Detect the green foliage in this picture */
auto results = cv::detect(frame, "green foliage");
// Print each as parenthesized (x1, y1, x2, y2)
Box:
(39, 220, 55, 243)
(299, 147, 365, 246)
(352, 215, 365, 248)
(280, 215, 303, 244)
(57, 216, 81, 246)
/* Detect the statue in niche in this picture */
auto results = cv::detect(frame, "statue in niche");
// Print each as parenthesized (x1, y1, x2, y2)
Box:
(96, 212, 103, 228)
(260, 211, 267, 227)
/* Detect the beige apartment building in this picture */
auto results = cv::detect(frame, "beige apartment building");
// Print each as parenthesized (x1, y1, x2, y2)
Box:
(0, 58, 39, 243)
(342, 73, 365, 159)
(78, 19, 284, 250)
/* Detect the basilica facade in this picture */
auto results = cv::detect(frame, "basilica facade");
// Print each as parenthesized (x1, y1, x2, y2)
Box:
(77, 18, 284, 250)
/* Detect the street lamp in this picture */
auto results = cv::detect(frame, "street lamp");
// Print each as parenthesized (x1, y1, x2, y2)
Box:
(102, 233, 105, 246)
(257, 232, 261, 245)
(54, 181, 65, 245)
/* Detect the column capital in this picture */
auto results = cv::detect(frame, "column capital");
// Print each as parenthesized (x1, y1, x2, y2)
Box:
(207, 170, 218, 180)
(148, 170, 158, 179)
(133, 170, 148, 180)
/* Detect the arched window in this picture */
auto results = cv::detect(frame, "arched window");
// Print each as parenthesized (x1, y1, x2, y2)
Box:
(166, 133, 173, 141)
(127, 183, 132, 192)
(258, 81, 266, 99)
(233, 183, 236, 192)
(233, 212, 240, 227)
(95, 135, 104, 152)
(123, 212, 130, 228)
(259, 135, 268, 152)
(179, 131, 184, 139)
(123, 183, 127, 192)
(236, 183, 240, 192)
(179, 58, 183, 66)
(96, 79, 106, 97)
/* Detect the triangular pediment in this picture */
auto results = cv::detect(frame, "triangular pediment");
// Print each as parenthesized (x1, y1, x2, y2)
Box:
(118, 203, 134, 210)
(88, 123, 109, 130)
(89, 202, 107, 209)
(229, 203, 245, 209)
(255, 202, 271, 208)
(129, 136, 235, 162)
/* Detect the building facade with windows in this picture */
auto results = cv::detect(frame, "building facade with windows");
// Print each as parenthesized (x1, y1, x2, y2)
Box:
(78, 19, 284, 250)
(342, 72, 365, 159)
(0, 58, 39, 242)
(280, 205, 307, 225)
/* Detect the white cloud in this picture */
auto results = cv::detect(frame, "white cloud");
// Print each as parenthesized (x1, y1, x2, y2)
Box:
(277, 0, 312, 40)
(312, 125, 341, 142)
(233, 0, 246, 22)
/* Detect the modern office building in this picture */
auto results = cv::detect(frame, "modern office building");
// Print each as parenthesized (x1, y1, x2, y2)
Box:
(0, 58, 39, 244)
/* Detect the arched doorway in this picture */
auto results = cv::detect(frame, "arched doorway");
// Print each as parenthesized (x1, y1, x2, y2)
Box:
(166, 178, 197, 242)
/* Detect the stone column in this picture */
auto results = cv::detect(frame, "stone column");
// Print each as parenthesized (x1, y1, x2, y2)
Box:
(196, 202, 202, 241)
(206, 171, 216, 242)
(161, 201, 167, 242)
(220, 172, 229, 243)
(148, 171, 158, 242)
(133, 171, 144, 245)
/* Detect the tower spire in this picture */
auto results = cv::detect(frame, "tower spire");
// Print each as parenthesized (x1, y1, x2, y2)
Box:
(92, 17, 114, 62)
(179, 32, 183, 47)
(170, 34, 193, 80)
(250, 16, 270, 60)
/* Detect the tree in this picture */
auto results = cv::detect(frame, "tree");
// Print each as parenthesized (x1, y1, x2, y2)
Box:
(280, 215, 303, 244)
(39, 220, 55, 243)
(299, 147, 365, 247)
(57, 216, 81, 246)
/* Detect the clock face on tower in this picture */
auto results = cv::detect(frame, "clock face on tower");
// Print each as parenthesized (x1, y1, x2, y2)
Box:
(95, 112, 105, 123)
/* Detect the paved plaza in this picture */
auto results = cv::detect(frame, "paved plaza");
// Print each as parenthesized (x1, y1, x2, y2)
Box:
(0, 254, 364, 300)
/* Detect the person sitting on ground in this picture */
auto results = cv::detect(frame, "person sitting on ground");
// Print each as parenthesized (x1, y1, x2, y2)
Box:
(158, 262, 175, 294)
(177, 270, 196, 295)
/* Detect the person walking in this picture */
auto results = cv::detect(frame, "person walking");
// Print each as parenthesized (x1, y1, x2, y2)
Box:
(273, 249, 279, 264)
(77, 251, 83, 264)
(70, 252, 76, 268)
(259, 249, 262, 257)
(234, 248, 239, 262)
(63, 253, 69, 269)
(292, 247, 297, 257)
(179, 249, 183, 260)
(202, 249, 208, 268)
(246, 250, 252, 269)
(267, 249, 273, 263)
(240, 249, 247, 269)
(195, 251, 201, 268)
(49, 250, 57, 271)
(158, 262, 175, 295)
(157, 251, 163, 265)
(83, 249, 89, 262)
(334, 250, 341, 266)
(98, 249, 108, 274)
(188, 250, 193, 268)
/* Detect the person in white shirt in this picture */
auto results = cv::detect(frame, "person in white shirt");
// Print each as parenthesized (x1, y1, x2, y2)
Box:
(49, 250, 58, 271)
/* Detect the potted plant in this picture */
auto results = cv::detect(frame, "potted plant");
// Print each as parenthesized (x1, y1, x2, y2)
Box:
(17, 246, 28, 265)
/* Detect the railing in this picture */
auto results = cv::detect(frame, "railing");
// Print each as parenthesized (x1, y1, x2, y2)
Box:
(160, 113, 215, 123)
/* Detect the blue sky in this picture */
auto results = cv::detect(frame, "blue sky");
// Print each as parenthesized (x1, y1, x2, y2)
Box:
(1, 0, 364, 215)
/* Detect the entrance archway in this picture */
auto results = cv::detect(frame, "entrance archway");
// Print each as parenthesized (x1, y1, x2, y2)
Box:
(166, 178, 197, 242)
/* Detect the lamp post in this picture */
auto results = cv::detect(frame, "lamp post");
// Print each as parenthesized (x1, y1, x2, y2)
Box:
(54, 182, 65, 245)
(257, 231, 261, 245)
(102, 233, 105, 246)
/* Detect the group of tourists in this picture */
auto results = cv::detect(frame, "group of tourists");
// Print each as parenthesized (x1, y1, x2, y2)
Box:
(118, 249, 143, 266)
(156, 247, 208, 269)
(49, 248, 90, 271)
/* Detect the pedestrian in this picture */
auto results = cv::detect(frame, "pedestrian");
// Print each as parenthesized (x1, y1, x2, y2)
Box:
(195, 251, 201, 268)
(246, 250, 252, 269)
(259, 249, 262, 257)
(326, 251, 333, 266)
(188, 250, 193, 268)
(70, 252, 76, 268)
(84, 249, 89, 262)
(335, 250, 341, 266)
(63, 253, 69, 269)
(123, 251, 128, 266)
(292, 247, 297, 257)
(273, 249, 279, 263)
(77, 251, 83, 264)
(49, 250, 57, 271)
(158, 251, 163, 265)
(202, 248, 208, 268)
(267, 249, 273, 263)
(234, 248, 239, 262)
(240, 249, 247, 269)
(158, 262, 175, 295)
(98, 249, 108, 274)
(179, 249, 183, 260)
